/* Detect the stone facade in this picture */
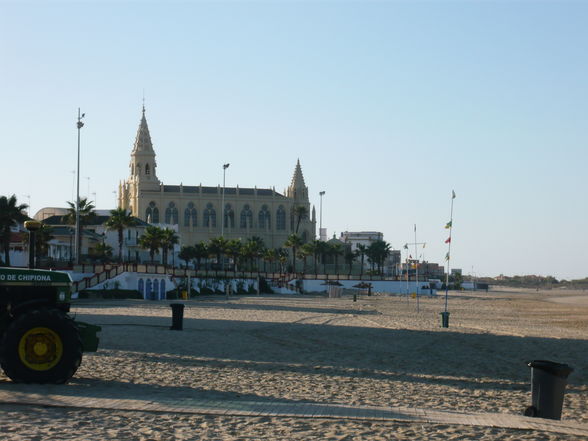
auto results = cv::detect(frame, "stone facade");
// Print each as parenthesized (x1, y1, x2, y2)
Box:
(118, 108, 316, 249)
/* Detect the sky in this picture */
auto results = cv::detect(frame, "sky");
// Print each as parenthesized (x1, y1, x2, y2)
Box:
(1, 0, 586, 280)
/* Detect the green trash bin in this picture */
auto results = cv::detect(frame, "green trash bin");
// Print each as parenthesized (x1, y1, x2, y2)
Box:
(524, 360, 573, 420)
(440, 311, 450, 328)
(170, 303, 185, 330)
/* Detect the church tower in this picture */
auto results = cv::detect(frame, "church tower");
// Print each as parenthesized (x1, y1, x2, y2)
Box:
(286, 159, 309, 202)
(119, 106, 160, 215)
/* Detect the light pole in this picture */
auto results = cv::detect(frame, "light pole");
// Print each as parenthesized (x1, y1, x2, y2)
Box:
(75, 108, 85, 265)
(319, 191, 325, 240)
(221, 163, 230, 237)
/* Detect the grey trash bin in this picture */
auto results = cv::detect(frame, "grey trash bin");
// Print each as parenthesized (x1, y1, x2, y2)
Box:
(524, 360, 573, 420)
(170, 303, 185, 330)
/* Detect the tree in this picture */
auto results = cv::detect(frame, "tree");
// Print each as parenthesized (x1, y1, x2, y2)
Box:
(344, 247, 357, 276)
(315, 240, 330, 274)
(243, 236, 265, 271)
(179, 245, 195, 269)
(138, 225, 164, 262)
(226, 238, 243, 271)
(284, 233, 303, 272)
(208, 236, 229, 270)
(292, 205, 308, 234)
(193, 242, 208, 271)
(300, 242, 316, 273)
(366, 240, 392, 274)
(93, 242, 113, 262)
(160, 228, 179, 266)
(356, 244, 367, 277)
(105, 208, 137, 262)
(330, 243, 343, 275)
(263, 248, 278, 273)
(34, 224, 54, 260)
(63, 197, 96, 261)
(0, 195, 28, 266)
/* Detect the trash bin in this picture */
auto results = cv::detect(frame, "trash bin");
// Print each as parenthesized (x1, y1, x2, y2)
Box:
(524, 360, 573, 420)
(170, 303, 185, 330)
(440, 311, 450, 328)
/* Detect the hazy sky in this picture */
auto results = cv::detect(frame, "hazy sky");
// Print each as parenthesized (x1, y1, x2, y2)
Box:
(1, 1, 586, 280)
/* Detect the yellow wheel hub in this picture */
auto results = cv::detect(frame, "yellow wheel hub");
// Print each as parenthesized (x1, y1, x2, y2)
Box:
(18, 327, 63, 371)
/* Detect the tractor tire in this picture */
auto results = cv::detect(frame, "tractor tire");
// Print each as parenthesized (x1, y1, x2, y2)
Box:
(0, 308, 83, 384)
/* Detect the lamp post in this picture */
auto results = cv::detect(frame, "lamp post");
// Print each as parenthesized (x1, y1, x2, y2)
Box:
(221, 163, 230, 237)
(75, 108, 85, 265)
(319, 191, 325, 240)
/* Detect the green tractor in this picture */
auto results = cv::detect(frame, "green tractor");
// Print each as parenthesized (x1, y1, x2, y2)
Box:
(0, 267, 101, 383)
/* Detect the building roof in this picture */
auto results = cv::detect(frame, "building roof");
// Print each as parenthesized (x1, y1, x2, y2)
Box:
(144, 185, 285, 198)
(132, 107, 154, 153)
(290, 159, 306, 189)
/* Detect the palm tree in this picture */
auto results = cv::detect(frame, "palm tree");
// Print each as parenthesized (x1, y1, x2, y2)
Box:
(284, 233, 303, 272)
(356, 244, 367, 277)
(330, 243, 343, 275)
(34, 224, 54, 261)
(0, 195, 28, 266)
(244, 236, 265, 271)
(179, 245, 195, 269)
(344, 247, 357, 276)
(160, 228, 179, 266)
(138, 225, 164, 262)
(208, 236, 229, 270)
(226, 238, 243, 271)
(292, 205, 308, 233)
(93, 242, 113, 262)
(366, 240, 392, 274)
(193, 242, 208, 271)
(316, 240, 330, 274)
(105, 208, 137, 262)
(300, 242, 315, 273)
(263, 248, 278, 273)
(64, 197, 95, 262)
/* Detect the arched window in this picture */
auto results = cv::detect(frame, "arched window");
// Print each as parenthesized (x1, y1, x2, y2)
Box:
(160, 280, 166, 299)
(138, 279, 144, 296)
(146, 279, 153, 300)
(240, 205, 253, 229)
(259, 205, 271, 229)
(165, 202, 178, 224)
(184, 202, 197, 227)
(146, 201, 159, 224)
(302, 230, 309, 243)
(153, 278, 159, 297)
(204, 203, 216, 227)
(276, 206, 286, 230)
(224, 203, 235, 228)
(131, 164, 135, 175)
(145, 163, 150, 175)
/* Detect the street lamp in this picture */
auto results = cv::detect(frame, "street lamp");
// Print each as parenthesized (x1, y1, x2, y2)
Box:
(319, 191, 325, 240)
(221, 163, 230, 237)
(75, 108, 85, 265)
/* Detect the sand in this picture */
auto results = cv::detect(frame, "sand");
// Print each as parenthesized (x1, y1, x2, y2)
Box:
(1, 287, 587, 440)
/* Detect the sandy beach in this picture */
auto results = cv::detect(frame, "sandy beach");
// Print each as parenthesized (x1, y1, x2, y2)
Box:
(1, 287, 587, 440)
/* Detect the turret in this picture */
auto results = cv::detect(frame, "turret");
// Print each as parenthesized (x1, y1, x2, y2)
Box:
(286, 159, 309, 201)
(128, 106, 160, 191)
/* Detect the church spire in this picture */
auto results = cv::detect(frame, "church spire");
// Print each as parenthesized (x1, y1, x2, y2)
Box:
(287, 159, 308, 201)
(132, 106, 154, 153)
(290, 159, 306, 189)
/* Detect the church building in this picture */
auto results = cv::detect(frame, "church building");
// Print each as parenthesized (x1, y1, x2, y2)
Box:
(118, 108, 316, 249)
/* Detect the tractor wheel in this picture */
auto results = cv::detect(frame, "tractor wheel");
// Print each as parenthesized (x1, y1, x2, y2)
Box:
(0, 308, 82, 384)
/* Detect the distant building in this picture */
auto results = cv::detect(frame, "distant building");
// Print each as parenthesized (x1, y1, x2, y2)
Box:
(118, 107, 316, 249)
(339, 231, 384, 252)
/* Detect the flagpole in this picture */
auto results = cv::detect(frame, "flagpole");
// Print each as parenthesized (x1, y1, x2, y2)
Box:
(414, 224, 419, 313)
(444, 191, 455, 313)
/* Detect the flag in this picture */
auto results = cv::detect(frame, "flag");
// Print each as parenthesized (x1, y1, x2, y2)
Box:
(444, 221, 452, 229)
(409, 254, 412, 259)
(452, 190, 456, 199)
(445, 252, 450, 261)
(403, 244, 408, 250)
(445, 237, 451, 244)
(422, 243, 426, 248)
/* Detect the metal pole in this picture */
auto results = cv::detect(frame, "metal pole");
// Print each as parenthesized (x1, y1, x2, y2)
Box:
(221, 163, 229, 237)
(319, 191, 325, 239)
(75, 109, 84, 265)
(414, 224, 419, 312)
(444, 191, 455, 313)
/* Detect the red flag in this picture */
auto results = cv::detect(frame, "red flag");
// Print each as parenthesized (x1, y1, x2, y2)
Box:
(445, 237, 451, 244)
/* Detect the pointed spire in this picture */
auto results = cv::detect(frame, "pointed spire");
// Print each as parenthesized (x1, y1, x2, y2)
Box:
(290, 159, 306, 189)
(132, 107, 154, 153)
